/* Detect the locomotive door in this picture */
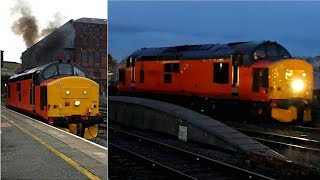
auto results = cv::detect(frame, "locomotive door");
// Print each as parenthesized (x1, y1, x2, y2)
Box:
(232, 54, 242, 88)
(32, 71, 39, 112)
(127, 57, 135, 88)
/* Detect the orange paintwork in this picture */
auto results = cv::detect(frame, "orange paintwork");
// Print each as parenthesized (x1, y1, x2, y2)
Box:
(118, 58, 271, 101)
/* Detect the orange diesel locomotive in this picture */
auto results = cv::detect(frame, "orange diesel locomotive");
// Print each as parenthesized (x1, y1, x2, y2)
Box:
(6, 61, 102, 139)
(118, 41, 313, 123)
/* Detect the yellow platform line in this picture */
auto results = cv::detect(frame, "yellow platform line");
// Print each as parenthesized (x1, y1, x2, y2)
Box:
(1, 115, 101, 180)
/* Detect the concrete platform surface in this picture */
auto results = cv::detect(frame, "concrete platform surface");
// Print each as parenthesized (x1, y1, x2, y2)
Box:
(1, 106, 107, 180)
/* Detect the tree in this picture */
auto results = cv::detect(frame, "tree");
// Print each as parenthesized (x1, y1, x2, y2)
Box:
(108, 53, 117, 70)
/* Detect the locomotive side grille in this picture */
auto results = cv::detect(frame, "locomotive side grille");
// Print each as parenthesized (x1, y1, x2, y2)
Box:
(40, 86, 47, 110)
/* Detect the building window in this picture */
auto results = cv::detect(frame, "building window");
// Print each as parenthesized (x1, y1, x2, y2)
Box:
(94, 26, 101, 35)
(82, 50, 88, 62)
(213, 63, 229, 84)
(94, 51, 101, 62)
(95, 37, 101, 46)
(94, 71, 101, 79)
(82, 36, 88, 45)
(82, 25, 89, 34)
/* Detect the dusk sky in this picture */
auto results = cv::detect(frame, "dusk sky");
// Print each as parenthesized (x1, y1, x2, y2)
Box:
(109, 1, 320, 61)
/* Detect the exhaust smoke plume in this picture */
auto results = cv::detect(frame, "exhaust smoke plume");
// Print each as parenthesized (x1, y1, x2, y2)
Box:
(11, 0, 62, 48)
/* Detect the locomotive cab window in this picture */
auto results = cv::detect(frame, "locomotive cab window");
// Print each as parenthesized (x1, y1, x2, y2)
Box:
(59, 64, 73, 75)
(74, 66, 86, 77)
(213, 63, 229, 84)
(44, 65, 58, 79)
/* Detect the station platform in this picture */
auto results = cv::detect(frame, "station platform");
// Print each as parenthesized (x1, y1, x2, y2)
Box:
(1, 106, 107, 180)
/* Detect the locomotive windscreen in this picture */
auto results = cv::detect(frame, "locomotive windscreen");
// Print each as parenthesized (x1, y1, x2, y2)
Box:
(253, 43, 291, 61)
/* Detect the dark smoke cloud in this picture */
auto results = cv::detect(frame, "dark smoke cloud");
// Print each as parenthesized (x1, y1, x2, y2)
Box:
(40, 13, 63, 37)
(11, 0, 62, 48)
(11, 0, 39, 48)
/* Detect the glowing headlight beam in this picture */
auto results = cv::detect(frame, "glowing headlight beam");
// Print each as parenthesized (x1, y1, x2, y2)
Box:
(75, 101, 80, 106)
(66, 90, 70, 95)
(292, 79, 304, 92)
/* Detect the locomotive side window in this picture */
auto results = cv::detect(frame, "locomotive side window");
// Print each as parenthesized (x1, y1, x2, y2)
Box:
(59, 64, 73, 75)
(164, 74, 172, 84)
(172, 63, 180, 72)
(213, 63, 229, 84)
(164, 63, 180, 73)
(164, 63, 171, 72)
(44, 65, 57, 79)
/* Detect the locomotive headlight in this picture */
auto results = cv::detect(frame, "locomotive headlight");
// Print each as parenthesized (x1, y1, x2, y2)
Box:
(292, 79, 304, 92)
(75, 100, 80, 106)
(66, 90, 70, 95)
(83, 90, 87, 95)
(301, 72, 306, 77)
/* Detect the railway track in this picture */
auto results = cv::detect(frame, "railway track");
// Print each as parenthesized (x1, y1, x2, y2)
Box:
(236, 128, 320, 168)
(108, 126, 274, 180)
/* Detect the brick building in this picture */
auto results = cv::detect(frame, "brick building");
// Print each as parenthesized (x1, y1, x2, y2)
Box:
(20, 18, 108, 93)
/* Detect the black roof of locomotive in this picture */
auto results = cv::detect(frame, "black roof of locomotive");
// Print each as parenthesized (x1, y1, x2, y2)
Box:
(9, 61, 56, 80)
(8, 61, 86, 82)
(129, 41, 291, 60)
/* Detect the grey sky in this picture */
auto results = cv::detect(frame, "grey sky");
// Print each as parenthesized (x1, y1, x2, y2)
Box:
(109, 1, 320, 61)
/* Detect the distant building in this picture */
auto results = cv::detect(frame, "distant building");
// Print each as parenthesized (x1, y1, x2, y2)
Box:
(1, 61, 21, 95)
(20, 17, 108, 93)
(1, 50, 3, 68)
